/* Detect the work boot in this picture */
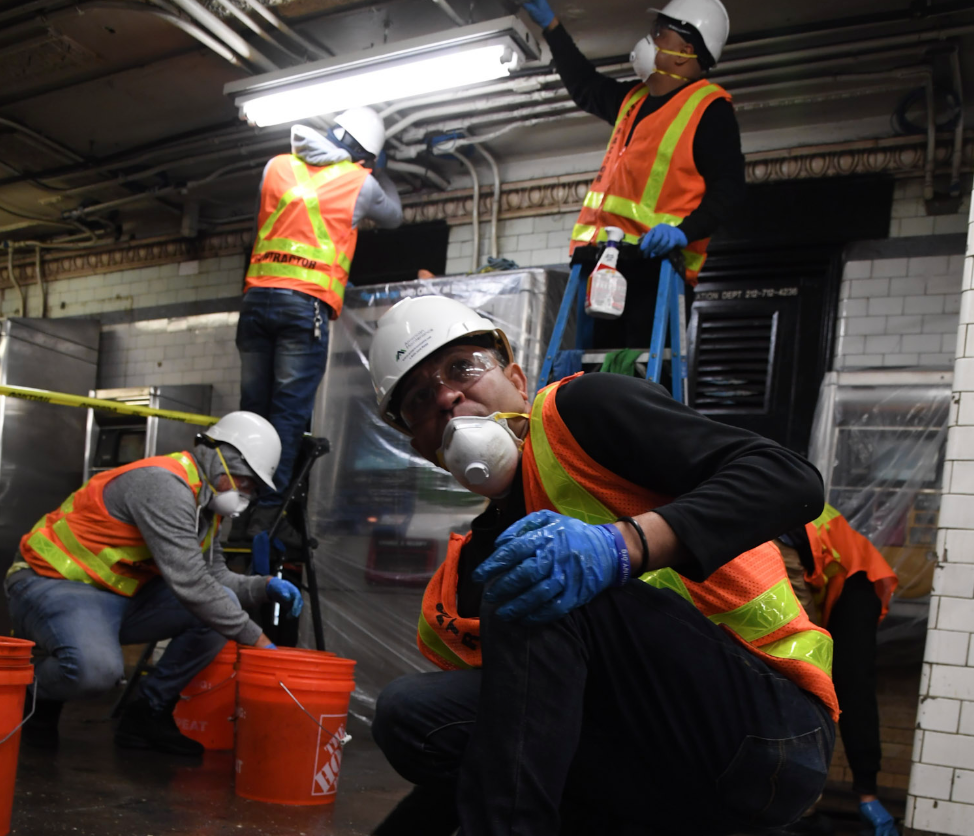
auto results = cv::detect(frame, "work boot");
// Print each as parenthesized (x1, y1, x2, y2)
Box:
(114, 697, 204, 757)
(246, 504, 304, 550)
(21, 694, 63, 750)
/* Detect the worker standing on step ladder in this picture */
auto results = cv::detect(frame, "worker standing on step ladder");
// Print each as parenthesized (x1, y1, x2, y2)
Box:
(237, 109, 403, 547)
(4, 413, 303, 757)
(367, 296, 836, 836)
(522, 0, 745, 349)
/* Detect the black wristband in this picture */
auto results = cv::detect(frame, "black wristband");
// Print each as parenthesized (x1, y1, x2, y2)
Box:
(617, 516, 650, 576)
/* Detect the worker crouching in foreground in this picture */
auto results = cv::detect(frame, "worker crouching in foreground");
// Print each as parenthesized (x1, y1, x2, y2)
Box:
(238, 108, 403, 547)
(4, 412, 304, 757)
(367, 296, 837, 836)
(523, 0, 745, 349)
(774, 505, 900, 836)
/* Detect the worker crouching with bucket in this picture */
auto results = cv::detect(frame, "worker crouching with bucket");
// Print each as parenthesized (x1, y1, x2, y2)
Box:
(366, 296, 837, 836)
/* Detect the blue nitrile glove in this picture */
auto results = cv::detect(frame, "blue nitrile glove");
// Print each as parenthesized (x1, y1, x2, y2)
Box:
(375, 149, 387, 169)
(266, 578, 304, 619)
(472, 510, 628, 624)
(639, 224, 688, 259)
(860, 800, 899, 836)
(521, 0, 555, 29)
(265, 643, 277, 649)
(251, 531, 285, 576)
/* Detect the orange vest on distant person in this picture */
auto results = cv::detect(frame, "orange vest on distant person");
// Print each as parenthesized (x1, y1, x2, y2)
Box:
(418, 374, 839, 721)
(804, 505, 898, 627)
(245, 154, 371, 318)
(570, 80, 732, 284)
(20, 452, 216, 597)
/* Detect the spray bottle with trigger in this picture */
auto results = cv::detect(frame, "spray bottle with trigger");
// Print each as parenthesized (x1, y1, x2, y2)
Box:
(584, 226, 627, 319)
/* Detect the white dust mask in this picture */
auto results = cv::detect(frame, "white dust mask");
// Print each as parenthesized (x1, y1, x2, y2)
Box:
(438, 412, 528, 498)
(203, 446, 253, 518)
(630, 36, 658, 83)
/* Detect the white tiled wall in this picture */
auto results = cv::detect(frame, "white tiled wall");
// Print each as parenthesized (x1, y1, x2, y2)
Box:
(890, 178, 972, 238)
(443, 212, 576, 275)
(98, 313, 241, 417)
(904, 185, 974, 836)
(834, 254, 965, 369)
(0, 254, 243, 319)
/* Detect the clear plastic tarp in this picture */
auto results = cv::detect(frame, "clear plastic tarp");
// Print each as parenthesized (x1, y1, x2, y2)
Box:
(303, 269, 567, 720)
(808, 369, 953, 665)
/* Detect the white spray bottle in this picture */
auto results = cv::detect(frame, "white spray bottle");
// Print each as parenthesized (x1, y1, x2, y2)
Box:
(584, 227, 627, 319)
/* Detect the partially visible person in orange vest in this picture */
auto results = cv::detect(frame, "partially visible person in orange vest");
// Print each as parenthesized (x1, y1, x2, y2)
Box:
(238, 107, 403, 547)
(771, 506, 900, 836)
(365, 295, 833, 836)
(522, 0, 745, 350)
(3, 413, 304, 757)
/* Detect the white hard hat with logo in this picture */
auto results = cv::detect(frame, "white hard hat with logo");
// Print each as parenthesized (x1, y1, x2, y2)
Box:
(202, 411, 281, 489)
(649, 0, 730, 66)
(369, 295, 513, 433)
(334, 107, 386, 157)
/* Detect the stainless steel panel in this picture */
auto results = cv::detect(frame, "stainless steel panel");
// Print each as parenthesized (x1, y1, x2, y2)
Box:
(0, 318, 100, 612)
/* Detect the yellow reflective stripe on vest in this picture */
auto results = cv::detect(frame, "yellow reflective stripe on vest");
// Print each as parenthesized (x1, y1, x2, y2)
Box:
(640, 567, 693, 604)
(600, 195, 684, 230)
(51, 518, 141, 595)
(810, 503, 841, 531)
(582, 191, 605, 210)
(570, 224, 641, 246)
(615, 86, 649, 128)
(640, 83, 722, 210)
(167, 452, 200, 487)
(418, 612, 473, 670)
(337, 252, 351, 275)
(707, 578, 800, 643)
(251, 158, 358, 264)
(761, 629, 833, 677)
(529, 386, 615, 525)
(246, 261, 346, 299)
(26, 529, 91, 584)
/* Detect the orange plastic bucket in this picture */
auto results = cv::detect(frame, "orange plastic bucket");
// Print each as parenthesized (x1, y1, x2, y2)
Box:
(234, 649, 355, 805)
(173, 641, 238, 751)
(0, 639, 34, 670)
(0, 640, 33, 836)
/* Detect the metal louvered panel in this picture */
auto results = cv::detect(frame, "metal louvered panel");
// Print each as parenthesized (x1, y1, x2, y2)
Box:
(693, 311, 777, 414)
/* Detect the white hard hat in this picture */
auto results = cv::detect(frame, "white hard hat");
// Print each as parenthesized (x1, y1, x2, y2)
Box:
(369, 295, 513, 433)
(334, 107, 386, 157)
(203, 411, 281, 489)
(649, 0, 730, 66)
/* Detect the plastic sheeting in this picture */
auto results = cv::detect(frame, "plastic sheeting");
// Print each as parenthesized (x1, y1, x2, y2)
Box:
(303, 269, 567, 719)
(808, 369, 952, 665)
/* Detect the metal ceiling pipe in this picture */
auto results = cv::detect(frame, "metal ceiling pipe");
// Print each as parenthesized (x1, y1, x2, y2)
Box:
(0, 117, 83, 163)
(949, 47, 964, 195)
(923, 74, 936, 201)
(430, 0, 465, 27)
(439, 150, 480, 272)
(212, 0, 304, 62)
(237, 0, 333, 58)
(475, 145, 500, 259)
(386, 160, 450, 191)
(165, 0, 278, 72)
(402, 100, 578, 143)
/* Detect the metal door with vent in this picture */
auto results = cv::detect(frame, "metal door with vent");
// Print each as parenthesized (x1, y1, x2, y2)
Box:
(687, 248, 841, 454)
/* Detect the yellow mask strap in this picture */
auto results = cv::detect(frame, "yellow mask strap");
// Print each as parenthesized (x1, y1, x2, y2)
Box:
(657, 45, 696, 59)
(493, 412, 530, 421)
(653, 67, 694, 81)
(214, 446, 238, 492)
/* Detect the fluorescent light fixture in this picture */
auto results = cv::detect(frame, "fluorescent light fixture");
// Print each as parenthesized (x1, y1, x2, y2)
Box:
(225, 16, 540, 128)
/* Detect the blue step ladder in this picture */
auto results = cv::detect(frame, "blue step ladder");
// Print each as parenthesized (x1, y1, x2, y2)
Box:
(538, 257, 689, 403)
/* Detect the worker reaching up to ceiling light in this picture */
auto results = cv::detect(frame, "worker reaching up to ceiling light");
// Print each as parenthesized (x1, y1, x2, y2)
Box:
(366, 296, 836, 836)
(237, 107, 403, 547)
(522, 0, 746, 350)
(4, 412, 304, 757)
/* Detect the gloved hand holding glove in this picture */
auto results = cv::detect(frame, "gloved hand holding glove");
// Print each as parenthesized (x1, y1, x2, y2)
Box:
(472, 510, 630, 624)
(860, 800, 899, 836)
(266, 578, 304, 619)
(639, 224, 688, 259)
(520, 0, 555, 29)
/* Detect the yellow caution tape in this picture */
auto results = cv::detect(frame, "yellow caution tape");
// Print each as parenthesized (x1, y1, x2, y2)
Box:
(0, 384, 219, 427)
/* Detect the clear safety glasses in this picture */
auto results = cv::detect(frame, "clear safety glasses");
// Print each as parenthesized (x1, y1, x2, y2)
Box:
(399, 349, 500, 430)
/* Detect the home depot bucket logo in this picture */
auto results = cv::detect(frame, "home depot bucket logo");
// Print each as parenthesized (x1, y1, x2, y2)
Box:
(311, 715, 347, 797)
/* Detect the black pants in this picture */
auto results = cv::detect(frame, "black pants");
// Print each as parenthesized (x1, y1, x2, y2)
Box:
(574, 255, 695, 350)
(830, 573, 883, 796)
(372, 582, 835, 836)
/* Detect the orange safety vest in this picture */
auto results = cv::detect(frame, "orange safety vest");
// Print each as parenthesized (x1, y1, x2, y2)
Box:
(419, 374, 839, 721)
(245, 154, 371, 318)
(804, 504, 898, 628)
(570, 79, 732, 284)
(20, 452, 217, 597)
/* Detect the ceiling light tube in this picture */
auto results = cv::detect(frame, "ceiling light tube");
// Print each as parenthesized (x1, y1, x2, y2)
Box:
(225, 16, 540, 128)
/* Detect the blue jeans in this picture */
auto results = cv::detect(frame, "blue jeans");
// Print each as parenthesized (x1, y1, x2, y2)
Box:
(236, 287, 330, 505)
(4, 569, 231, 712)
(374, 582, 835, 836)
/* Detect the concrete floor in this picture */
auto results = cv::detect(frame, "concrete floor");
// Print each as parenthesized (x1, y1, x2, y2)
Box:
(11, 694, 410, 836)
(9, 693, 904, 836)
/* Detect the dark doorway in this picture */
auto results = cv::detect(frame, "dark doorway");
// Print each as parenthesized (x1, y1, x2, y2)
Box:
(348, 220, 449, 286)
